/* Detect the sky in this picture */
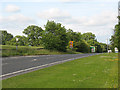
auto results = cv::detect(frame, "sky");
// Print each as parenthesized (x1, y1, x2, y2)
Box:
(0, 0, 119, 44)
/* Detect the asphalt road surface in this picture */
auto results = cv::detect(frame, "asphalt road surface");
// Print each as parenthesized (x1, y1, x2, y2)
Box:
(2, 53, 100, 79)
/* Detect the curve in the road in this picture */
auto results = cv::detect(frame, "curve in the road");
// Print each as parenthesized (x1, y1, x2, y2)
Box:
(1, 53, 100, 79)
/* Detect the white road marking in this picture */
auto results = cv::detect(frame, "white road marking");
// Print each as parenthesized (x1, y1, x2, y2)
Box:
(2, 63, 8, 66)
(31, 59, 37, 62)
(0, 63, 48, 77)
(1, 54, 99, 78)
(25, 56, 39, 58)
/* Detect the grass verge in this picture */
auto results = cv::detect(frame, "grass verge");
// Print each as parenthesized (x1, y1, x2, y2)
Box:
(2, 53, 118, 88)
(1, 45, 81, 57)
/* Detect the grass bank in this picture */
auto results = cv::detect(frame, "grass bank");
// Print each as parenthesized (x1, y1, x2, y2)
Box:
(1, 45, 81, 57)
(2, 53, 118, 88)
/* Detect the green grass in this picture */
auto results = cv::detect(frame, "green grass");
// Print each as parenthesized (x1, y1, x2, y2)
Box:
(1, 45, 81, 57)
(2, 53, 118, 88)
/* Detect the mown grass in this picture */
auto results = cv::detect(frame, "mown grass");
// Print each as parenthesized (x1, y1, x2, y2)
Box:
(2, 53, 118, 88)
(1, 45, 81, 57)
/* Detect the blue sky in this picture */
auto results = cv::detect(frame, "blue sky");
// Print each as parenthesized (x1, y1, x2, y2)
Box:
(0, 0, 119, 44)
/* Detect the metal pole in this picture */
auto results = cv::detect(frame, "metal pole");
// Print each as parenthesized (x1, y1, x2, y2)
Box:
(118, 1, 120, 20)
(118, 1, 120, 89)
(107, 39, 108, 53)
(16, 38, 18, 50)
(118, 1, 120, 52)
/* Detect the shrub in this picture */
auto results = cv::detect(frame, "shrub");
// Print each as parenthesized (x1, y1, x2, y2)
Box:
(75, 40, 90, 53)
(42, 21, 69, 52)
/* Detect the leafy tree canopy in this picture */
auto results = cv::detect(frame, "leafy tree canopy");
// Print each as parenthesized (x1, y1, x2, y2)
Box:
(1, 30, 13, 45)
(6, 36, 28, 46)
(67, 29, 82, 42)
(82, 32, 96, 41)
(110, 23, 120, 52)
(23, 25, 43, 46)
(42, 21, 69, 52)
(75, 40, 90, 53)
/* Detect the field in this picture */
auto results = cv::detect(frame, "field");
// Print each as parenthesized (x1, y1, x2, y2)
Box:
(2, 53, 118, 88)
(1, 45, 81, 57)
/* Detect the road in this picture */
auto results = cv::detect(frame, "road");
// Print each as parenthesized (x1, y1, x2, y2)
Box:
(2, 53, 99, 79)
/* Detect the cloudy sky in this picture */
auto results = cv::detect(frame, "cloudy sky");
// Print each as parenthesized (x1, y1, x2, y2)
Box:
(0, 0, 119, 43)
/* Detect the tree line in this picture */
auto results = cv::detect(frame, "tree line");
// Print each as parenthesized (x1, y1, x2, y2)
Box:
(1, 20, 108, 53)
(110, 16, 120, 52)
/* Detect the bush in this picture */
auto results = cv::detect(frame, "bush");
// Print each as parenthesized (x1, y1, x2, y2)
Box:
(96, 45, 102, 53)
(75, 40, 90, 53)
(42, 21, 69, 52)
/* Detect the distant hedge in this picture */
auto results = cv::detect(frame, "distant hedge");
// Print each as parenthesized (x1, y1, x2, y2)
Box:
(75, 40, 90, 53)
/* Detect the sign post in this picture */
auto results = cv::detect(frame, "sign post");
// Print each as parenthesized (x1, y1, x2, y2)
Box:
(69, 41, 73, 49)
(90, 46, 95, 53)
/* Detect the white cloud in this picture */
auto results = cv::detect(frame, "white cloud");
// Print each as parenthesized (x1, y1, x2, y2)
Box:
(83, 11, 117, 26)
(60, 0, 118, 2)
(1, 0, 118, 3)
(0, 14, 35, 23)
(37, 8, 71, 20)
(57, 10, 117, 43)
(64, 23, 114, 43)
(1, 0, 60, 2)
(5, 4, 20, 12)
(63, 11, 117, 26)
(38, 8, 117, 27)
(1, 4, 117, 43)
(37, 8, 117, 43)
(1, 0, 43, 2)
(37, 8, 117, 31)
(0, 14, 36, 36)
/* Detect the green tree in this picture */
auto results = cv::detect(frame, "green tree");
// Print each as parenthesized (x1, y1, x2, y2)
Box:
(99, 43, 107, 52)
(0, 31, 1, 45)
(16, 36, 28, 46)
(1, 31, 13, 45)
(87, 39, 98, 46)
(110, 23, 120, 52)
(42, 21, 69, 52)
(96, 44, 102, 53)
(75, 40, 90, 53)
(6, 37, 16, 46)
(7, 36, 28, 46)
(82, 32, 96, 42)
(67, 29, 82, 42)
(23, 25, 43, 46)
(82, 32, 104, 53)
(67, 29, 82, 50)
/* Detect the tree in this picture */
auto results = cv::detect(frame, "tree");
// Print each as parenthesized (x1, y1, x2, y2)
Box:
(6, 36, 28, 46)
(82, 32, 96, 42)
(110, 35, 116, 52)
(23, 25, 43, 46)
(81, 32, 104, 53)
(6, 37, 16, 46)
(118, 16, 120, 52)
(75, 40, 90, 53)
(1, 31, 13, 45)
(67, 29, 82, 50)
(99, 43, 107, 52)
(110, 23, 120, 52)
(87, 39, 97, 46)
(15, 36, 28, 46)
(42, 21, 69, 52)
(67, 29, 82, 42)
